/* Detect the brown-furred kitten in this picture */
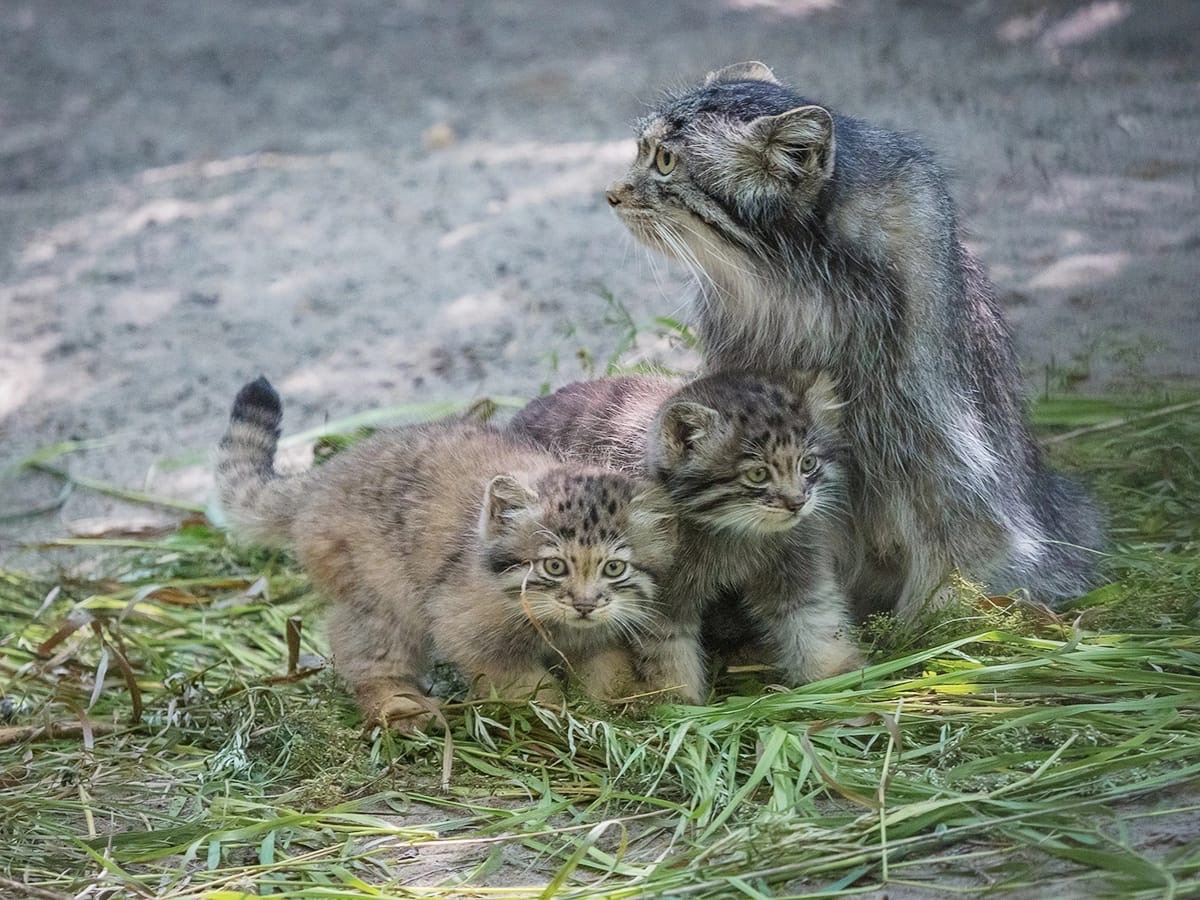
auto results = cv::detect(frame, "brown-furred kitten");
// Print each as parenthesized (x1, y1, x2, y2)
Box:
(216, 377, 678, 730)
(510, 370, 864, 699)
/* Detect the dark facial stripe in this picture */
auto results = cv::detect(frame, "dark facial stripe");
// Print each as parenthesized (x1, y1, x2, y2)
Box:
(484, 550, 526, 575)
(621, 584, 655, 603)
(683, 488, 753, 516)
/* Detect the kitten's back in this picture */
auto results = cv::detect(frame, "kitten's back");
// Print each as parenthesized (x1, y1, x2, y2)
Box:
(510, 375, 680, 471)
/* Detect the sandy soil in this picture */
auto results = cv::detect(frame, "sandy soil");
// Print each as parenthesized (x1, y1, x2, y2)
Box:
(2, 0, 1198, 552)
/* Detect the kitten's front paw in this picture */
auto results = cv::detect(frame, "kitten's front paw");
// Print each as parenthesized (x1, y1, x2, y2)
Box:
(472, 669, 564, 710)
(635, 636, 707, 704)
(377, 695, 438, 733)
(575, 648, 641, 702)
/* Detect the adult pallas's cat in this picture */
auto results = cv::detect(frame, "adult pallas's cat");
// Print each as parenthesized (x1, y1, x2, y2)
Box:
(606, 61, 1103, 617)
(216, 377, 678, 729)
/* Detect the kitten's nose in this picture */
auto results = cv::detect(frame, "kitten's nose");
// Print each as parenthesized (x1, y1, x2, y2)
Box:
(605, 188, 622, 207)
(570, 591, 601, 614)
(781, 493, 807, 512)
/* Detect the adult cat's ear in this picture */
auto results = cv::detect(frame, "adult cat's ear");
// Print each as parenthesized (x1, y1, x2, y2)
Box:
(704, 60, 780, 86)
(738, 105, 835, 187)
(657, 401, 722, 464)
(481, 474, 538, 537)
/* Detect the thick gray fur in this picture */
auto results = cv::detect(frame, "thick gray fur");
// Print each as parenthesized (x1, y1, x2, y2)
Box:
(606, 62, 1104, 617)
(511, 371, 863, 691)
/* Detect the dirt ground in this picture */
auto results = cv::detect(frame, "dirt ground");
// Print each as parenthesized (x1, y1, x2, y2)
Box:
(1, 0, 1198, 551)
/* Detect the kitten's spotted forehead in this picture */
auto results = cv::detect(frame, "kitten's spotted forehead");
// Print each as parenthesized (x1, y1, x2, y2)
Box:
(686, 377, 815, 446)
(538, 471, 638, 545)
(737, 415, 809, 451)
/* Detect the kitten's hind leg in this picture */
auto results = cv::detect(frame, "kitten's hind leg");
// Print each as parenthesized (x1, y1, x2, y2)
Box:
(325, 593, 436, 733)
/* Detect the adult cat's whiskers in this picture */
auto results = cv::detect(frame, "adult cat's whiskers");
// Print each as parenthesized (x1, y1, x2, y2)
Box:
(653, 221, 714, 296)
(671, 216, 763, 287)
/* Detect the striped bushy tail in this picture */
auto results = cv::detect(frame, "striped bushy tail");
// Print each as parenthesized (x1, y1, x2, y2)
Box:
(215, 376, 303, 547)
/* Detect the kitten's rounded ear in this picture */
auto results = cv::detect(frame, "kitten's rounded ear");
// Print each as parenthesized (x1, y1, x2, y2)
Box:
(704, 60, 780, 86)
(741, 105, 836, 184)
(657, 400, 722, 463)
(481, 474, 538, 537)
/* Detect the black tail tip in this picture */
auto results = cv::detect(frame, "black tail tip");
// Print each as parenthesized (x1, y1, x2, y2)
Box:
(231, 375, 282, 424)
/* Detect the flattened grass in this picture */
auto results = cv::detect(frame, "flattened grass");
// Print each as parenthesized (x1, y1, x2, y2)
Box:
(1, 392, 1197, 898)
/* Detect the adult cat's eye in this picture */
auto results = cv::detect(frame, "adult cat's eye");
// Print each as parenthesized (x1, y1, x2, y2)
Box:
(654, 146, 677, 175)
(602, 559, 628, 578)
(542, 557, 568, 577)
(799, 454, 818, 475)
(745, 466, 770, 484)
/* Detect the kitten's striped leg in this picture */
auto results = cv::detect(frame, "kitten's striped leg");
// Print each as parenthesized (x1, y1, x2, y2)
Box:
(747, 572, 864, 685)
(633, 627, 707, 704)
(325, 592, 436, 732)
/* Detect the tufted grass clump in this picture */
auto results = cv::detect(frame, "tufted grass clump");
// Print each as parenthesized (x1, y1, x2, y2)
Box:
(0, 390, 1197, 898)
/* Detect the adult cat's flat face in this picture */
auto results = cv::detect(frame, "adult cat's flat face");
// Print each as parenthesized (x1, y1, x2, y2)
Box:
(606, 63, 835, 284)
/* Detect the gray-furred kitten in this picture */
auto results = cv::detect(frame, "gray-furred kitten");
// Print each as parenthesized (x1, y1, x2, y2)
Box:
(605, 61, 1104, 618)
(216, 377, 678, 730)
(510, 370, 864, 697)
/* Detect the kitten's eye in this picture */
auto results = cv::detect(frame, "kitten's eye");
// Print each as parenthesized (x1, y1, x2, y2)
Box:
(541, 558, 568, 577)
(602, 559, 628, 578)
(799, 454, 818, 475)
(744, 466, 770, 485)
(654, 146, 677, 176)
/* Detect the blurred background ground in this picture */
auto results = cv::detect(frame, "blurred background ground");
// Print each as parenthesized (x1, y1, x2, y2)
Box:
(2, 0, 1198, 564)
